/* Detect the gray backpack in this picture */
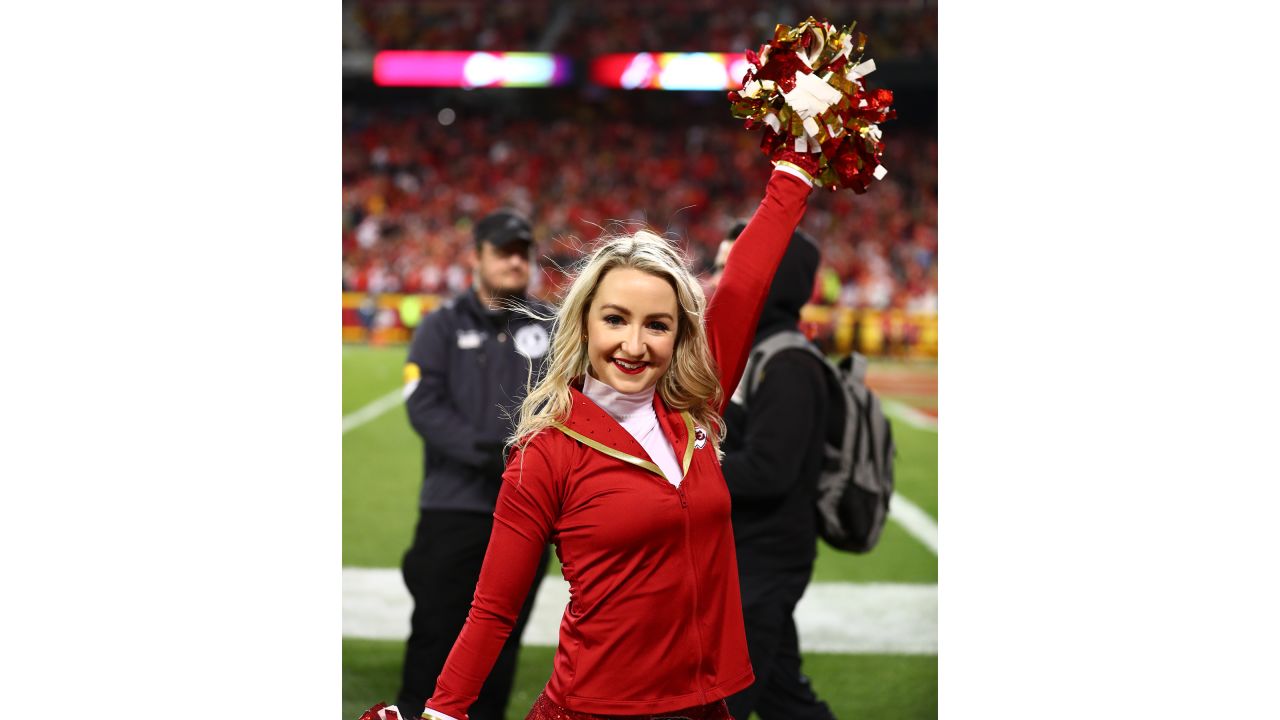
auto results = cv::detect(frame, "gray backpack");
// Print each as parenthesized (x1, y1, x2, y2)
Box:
(736, 330, 896, 554)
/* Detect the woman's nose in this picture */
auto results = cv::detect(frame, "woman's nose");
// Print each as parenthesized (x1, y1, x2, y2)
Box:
(621, 329, 644, 357)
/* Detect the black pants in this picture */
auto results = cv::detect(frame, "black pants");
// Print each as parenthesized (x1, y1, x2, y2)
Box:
(396, 509, 549, 720)
(725, 570, 836, 720)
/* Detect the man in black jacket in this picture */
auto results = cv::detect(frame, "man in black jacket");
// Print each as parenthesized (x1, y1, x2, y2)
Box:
(396, 209, 551, 720)
(716, 222, 838, 720)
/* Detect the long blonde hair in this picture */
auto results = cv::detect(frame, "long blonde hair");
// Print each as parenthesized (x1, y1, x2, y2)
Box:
(511, 229, 726, 456)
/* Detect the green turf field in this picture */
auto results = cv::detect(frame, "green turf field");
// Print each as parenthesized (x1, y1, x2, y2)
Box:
(343, 344, 938, 718)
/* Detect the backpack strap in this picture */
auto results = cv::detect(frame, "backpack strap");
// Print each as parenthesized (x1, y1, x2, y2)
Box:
(734, 330, 827, 408)
(852, 381, 875, 468)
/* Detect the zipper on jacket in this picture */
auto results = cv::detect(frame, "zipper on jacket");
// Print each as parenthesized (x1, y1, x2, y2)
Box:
(678, 483, 707, 701)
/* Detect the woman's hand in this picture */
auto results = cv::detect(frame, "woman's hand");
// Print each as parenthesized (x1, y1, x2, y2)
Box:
(767, 133, 821, 186)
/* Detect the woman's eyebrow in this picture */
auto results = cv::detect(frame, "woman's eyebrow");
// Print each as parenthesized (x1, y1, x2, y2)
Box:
(600, 304, 674, 322)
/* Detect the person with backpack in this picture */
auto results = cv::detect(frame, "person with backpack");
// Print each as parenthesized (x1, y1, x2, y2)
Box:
(714, 223, 838, 720)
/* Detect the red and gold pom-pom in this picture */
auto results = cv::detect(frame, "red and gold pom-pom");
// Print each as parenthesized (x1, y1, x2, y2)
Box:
(358, 702, 404, 720)
(728, 17, 896, 193)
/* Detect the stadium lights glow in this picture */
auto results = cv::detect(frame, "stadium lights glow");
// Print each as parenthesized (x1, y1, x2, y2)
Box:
(373, 51, 572, 88)
(590, 53, 752, 91)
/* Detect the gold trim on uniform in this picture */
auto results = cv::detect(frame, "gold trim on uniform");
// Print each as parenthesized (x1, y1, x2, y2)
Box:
(773, 160, 816, 187)
(552, 411, 698, 481)
(553, 423, 665, 478)
(680, 412, 696, 476)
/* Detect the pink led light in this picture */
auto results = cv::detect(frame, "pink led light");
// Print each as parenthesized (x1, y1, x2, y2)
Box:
(373, 51, 473, 87)
(372, 51, 570, 88)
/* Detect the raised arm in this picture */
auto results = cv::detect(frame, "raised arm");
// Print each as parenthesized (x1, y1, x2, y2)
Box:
(422, 441, 561, 720)
(705, 165, 814, 408)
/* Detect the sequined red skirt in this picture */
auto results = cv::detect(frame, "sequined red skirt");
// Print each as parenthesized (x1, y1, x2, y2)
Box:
(524, 691, 734, 720)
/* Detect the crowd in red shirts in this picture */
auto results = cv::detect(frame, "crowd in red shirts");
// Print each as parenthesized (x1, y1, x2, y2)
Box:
(342, 103, 936, 314)
(345, 0, 554, 53)
(345, 0, 937, 64)
(559, 0, 937, 61)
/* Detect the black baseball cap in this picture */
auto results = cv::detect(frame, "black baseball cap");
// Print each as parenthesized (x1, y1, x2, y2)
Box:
(474, 209, 534, 249)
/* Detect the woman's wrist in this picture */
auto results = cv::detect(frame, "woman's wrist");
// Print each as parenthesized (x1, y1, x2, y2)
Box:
(772, 160, 816, 187)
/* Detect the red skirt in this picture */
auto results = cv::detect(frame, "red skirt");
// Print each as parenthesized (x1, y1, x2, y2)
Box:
(524, 691, 734, 720)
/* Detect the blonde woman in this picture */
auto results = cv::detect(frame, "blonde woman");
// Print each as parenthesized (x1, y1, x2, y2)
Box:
(418, 150, 820, 720)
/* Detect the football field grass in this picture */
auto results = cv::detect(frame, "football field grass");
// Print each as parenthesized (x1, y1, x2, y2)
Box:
(342, 344, 938, 719)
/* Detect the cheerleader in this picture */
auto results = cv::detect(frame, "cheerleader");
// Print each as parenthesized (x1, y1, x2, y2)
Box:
(411, 139, 820, 720)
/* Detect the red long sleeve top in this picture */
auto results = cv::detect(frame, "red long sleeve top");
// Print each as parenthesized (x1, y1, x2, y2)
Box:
(425, 169, 812, 719)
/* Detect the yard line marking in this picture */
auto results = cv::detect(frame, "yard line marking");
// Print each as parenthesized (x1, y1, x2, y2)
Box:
(343, 388, 403, 434)
(882, 399, 937, 432)
(795, 581, 936, 654)
(348, 389, 938, 435)
(343, 568, 936, 655)
(891, 492, 938, 555)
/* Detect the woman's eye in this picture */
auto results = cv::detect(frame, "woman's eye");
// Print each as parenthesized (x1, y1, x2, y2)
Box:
(648, 321, 669, 332)
(604, 315, 624, 326)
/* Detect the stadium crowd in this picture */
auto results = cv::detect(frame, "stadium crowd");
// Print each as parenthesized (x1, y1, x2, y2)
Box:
(345, 0, 554, 54)
(342, 105, 937, 314)
(345, 0, 937, 62)
(563, 0, 936, 62)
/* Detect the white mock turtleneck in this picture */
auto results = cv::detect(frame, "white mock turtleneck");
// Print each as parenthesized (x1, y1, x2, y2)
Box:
(582, 374, 683, 487)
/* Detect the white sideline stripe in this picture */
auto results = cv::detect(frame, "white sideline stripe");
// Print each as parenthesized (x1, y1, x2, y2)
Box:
(890, 492, 938, 554)
(343, 389, 403, 434)
(881, 399, 937, 432)
(346, 391, 935, 434)
(343, 568, 936, 655)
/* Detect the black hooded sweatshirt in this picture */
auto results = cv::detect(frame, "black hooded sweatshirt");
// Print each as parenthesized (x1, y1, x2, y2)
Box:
(721, 230, 830, 575)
